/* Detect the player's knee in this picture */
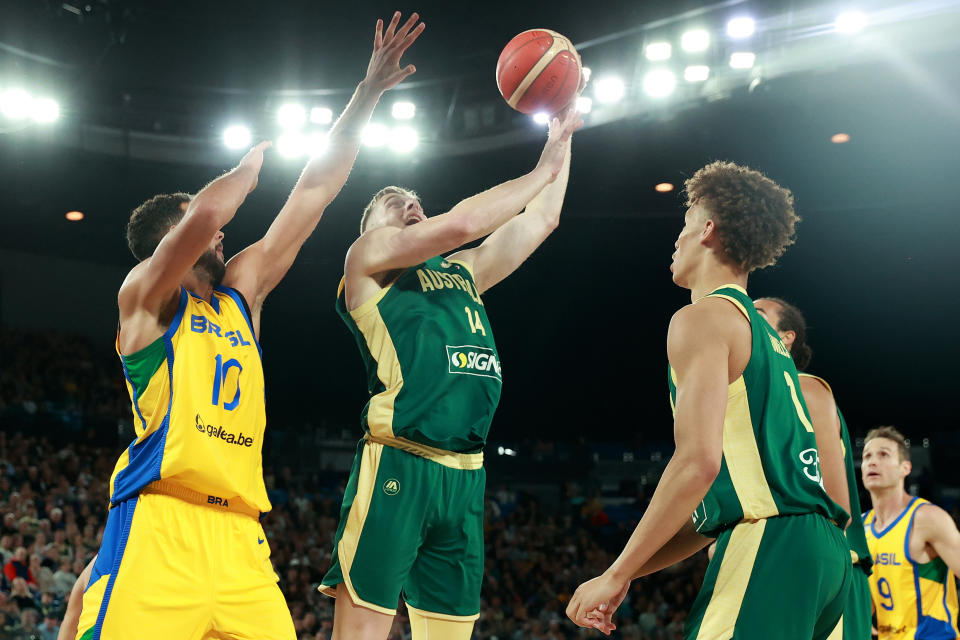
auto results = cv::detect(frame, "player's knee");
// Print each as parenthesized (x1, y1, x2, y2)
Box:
(408, 607, 475, 640)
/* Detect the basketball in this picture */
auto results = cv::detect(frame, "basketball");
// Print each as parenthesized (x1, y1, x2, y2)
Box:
(496, 29, 582, 115)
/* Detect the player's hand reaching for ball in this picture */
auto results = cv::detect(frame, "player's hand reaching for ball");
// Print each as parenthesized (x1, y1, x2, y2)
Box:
(237, 140, 272, 193)
(536, 108, 582, 182)
(364, 12, 426, 93)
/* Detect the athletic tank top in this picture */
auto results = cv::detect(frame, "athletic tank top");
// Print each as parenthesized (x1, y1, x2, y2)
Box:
(799, 374, 873, 575)
(865, 497, 959, 639)
(109, 286, 270, 513)
(667, 284, 848, 537)
(337, 256, 501, 454)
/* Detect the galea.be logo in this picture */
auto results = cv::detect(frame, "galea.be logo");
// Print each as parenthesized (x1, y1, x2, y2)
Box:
(446, 345, 502, 382)
(195, 414, 254, 447)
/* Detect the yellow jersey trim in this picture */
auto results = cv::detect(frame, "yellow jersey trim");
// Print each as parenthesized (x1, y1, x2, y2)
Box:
(723, 377, 779, 519)
(352, 305, 402, 440)
(696, 518, 767, 640)
(364, 434, 484, 470)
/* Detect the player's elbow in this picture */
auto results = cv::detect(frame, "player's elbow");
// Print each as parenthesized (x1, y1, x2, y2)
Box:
(675, 445, 722, 487)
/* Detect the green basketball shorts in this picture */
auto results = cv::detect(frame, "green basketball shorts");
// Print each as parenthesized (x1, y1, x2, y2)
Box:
(839, 566, 873, 639)
(319, 437, 485, 620)
(685, 512, 852, 640)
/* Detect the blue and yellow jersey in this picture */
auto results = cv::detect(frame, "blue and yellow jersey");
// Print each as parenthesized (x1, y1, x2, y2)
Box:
(864, 497, 959, 639)
(109, 286, 270, 513)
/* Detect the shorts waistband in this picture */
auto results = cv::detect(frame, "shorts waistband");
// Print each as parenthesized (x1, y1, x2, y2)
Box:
(140, 480, 260, 520)
(364, 434, 484, 470)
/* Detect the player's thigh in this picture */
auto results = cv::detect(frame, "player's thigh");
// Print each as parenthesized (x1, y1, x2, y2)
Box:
(403, 465, 485, 619)
(686, 514, 848, 640)
(77, 494, 210, 640)
(332, 583, 395, 640)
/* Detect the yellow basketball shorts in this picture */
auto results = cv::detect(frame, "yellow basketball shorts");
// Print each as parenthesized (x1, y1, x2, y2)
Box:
(76, 482, 295, 640)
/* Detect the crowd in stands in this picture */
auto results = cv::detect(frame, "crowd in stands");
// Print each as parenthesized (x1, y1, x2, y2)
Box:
(0, 327, 710, 639)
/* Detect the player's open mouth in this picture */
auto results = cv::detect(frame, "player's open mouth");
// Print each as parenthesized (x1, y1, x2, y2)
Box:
(405, 218, 421, 226)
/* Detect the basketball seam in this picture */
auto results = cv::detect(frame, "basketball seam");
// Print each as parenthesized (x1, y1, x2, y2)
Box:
(548, 50, 576, 113)
(511, 42, 572, 111)
(498, 34, 555, 99)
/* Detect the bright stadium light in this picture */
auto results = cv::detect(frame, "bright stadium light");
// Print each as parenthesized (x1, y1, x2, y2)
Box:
(729, 52, 756, 69)
(389, 126, 419, 153)
(644, 42, 672, 61)
(595, 76, 625, 103)
(310, 107, 333, 125)
(277, 132, 307, 158)
(727, 17, 756, 39)
(835, 10, 867, 34)
(65, 210, 84, 221)
(532, 112, 550, 125)
(643, 70, 676, 98)
(277, 103, 306, 129)
(684, 65, 710, 82)
(576, 96, 593, 113)
(32, 97, 60, 123)
(655, 182, 675, 193)
(681, 29, 710, 52)
(222, 125, 252, 149)
(307, 131, 330, 156)
(392, 101, 416, 120)
(362, 123, 389, 147)
(0, 88, 31, 120)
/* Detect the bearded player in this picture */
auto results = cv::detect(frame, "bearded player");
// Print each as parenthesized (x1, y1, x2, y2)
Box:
(754, 297, 873, 639)
(318, 105, 581, 638)
(76, 12, 424, 640)
(566, 161, 851, 639)
(862, 426, 960, 639)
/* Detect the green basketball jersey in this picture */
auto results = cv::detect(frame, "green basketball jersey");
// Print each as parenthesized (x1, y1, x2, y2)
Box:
(667, 284, 848, 537)
(337, 256, 501, 454)
(799, 373, 873, 576)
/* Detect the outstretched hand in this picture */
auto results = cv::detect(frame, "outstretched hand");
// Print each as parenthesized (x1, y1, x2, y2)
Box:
(238, 140, 272, 193)
(365, 11, 426, 93)
(536, 108, 583, 182)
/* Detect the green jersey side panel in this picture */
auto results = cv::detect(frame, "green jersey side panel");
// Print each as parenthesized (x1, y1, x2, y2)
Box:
(668, 285, 848, 537)
(338, 256, 501, 453)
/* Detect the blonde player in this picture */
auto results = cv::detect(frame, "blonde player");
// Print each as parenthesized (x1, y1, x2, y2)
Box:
(76, 13, 424, 640)
(863, 426, 960, 639)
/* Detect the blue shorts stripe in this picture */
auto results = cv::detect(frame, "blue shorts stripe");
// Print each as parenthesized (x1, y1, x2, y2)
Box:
(92, 496, 138, 640)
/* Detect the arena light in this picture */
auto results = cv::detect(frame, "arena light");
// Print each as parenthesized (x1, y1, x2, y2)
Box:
(310, 107, 333, 125)
(277, 103, 306, 129)
(681, 29, 710, 52)
(594, 76, 625, 103)
(582, 67, 592, 83)
(831, 132, 851, 144)
(222, 125, 252, 150)
(655, 182, 674, 193)
(65, 211, 84, 221)
(389, 126, 419, 153)
(307, 131, 330, 156)
(277, 132, 306, 158)
(392, 101, 416, 120)
(32, 97, 60, 123)
(576, 96, 593, 114)
(362, 123, 389, 147)
(532, 112, 550, 125)
(684, 65, 710, 82)
(729, 52, 756, 69)
(835, 10, 866, 34)
(0, 88, 31, 120)
(644, 42, 672, 61)
(643, 70, 676, 98)
(726, 17, 756, 39)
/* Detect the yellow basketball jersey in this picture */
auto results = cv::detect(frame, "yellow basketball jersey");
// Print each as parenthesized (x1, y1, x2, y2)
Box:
(864, 496, 959, 640)
(109, 286, 270, 513)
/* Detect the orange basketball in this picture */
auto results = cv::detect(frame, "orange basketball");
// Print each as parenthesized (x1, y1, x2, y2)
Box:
(496, 29, 582, 115)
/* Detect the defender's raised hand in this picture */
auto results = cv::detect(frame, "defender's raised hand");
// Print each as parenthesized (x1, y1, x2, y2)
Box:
(237, 140, 272, 193)
(365, 11, 426, 93)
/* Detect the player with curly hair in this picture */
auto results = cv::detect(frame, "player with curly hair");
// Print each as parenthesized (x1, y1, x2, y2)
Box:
(567, 161, 851, 640)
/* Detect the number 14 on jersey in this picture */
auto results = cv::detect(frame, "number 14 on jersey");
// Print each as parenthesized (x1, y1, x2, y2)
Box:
(464, 307, 486, 336)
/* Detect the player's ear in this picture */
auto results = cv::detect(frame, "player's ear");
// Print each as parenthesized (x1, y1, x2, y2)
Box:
(700, 218, 716, 245)
(780, 329, 796, 349)
(902, 459, 912, 477)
